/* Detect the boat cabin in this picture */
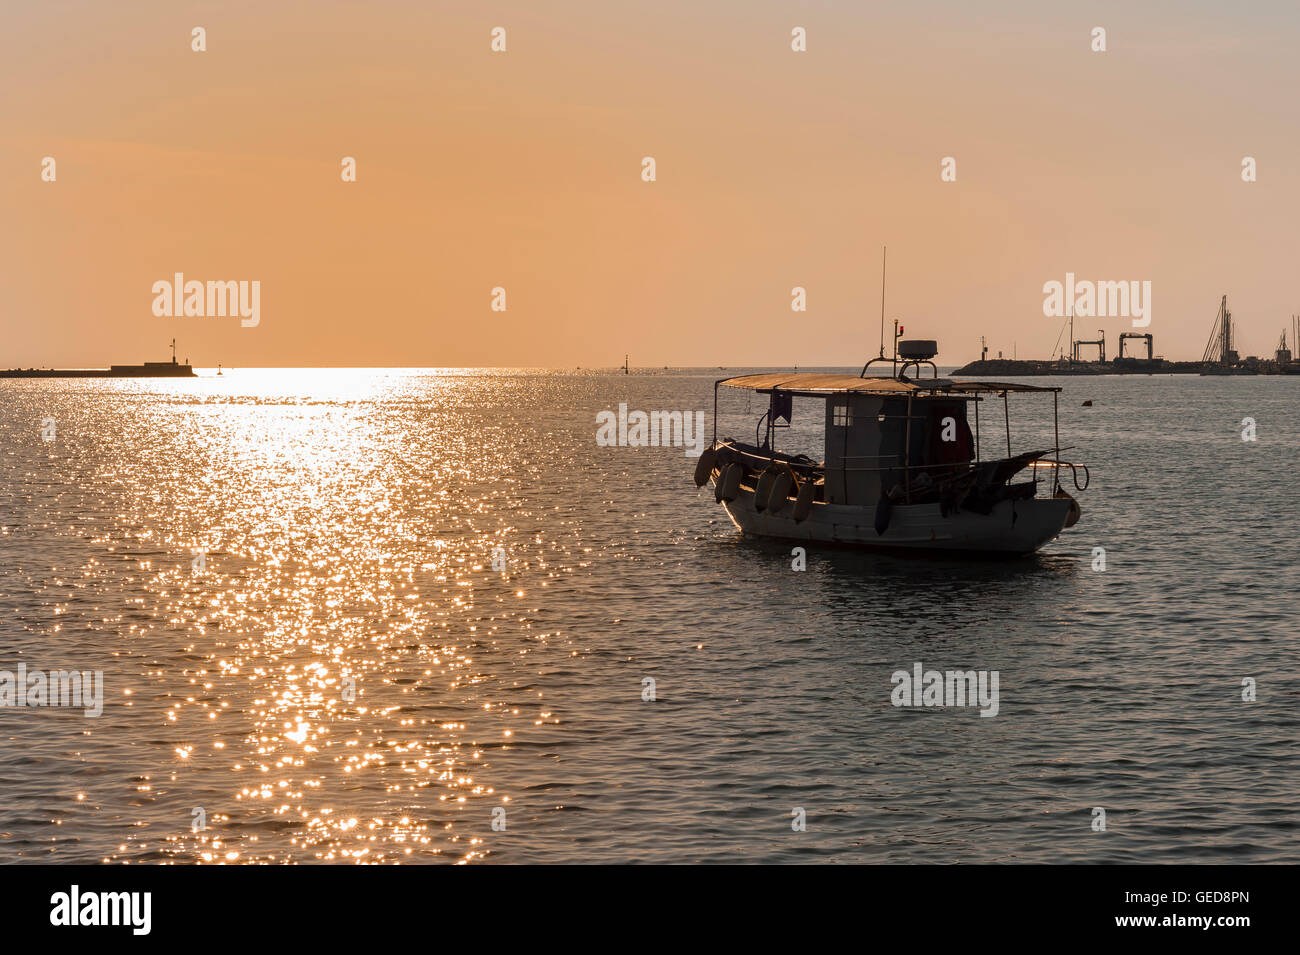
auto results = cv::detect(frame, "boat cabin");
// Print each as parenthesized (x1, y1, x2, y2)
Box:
(822, 392, 974, 505)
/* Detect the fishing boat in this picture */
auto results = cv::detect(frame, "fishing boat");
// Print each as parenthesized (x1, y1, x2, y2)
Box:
(694, 338, 1089, 556)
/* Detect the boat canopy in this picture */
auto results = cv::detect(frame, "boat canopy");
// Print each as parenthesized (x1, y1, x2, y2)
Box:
(718, 373, 1059, 395)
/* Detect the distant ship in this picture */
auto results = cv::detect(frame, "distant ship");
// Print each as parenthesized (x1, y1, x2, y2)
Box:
(1, 340, 196, 378)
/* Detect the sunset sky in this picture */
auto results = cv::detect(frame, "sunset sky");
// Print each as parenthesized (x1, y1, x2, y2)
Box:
(2, 0, 1297, 367)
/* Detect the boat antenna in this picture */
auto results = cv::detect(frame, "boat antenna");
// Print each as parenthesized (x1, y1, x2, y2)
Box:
(878, 246, 887, 359)
(892, 317, 900, 375)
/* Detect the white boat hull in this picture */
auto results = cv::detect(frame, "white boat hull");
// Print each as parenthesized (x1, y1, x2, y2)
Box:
(716, 480, 1072, 556)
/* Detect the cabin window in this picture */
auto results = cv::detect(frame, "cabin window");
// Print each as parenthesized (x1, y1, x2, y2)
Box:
(832, 404, 853, 427)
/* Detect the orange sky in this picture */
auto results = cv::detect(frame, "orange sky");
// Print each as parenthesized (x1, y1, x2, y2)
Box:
(2, 1, 1298, 367)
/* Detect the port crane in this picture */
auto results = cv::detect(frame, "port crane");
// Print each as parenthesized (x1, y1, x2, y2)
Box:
(1072, 330, 1105, 363)
(1118, 332, 1153, 360)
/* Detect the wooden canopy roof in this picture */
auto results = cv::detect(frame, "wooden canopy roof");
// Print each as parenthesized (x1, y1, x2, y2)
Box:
(718, 373, 1059, 395)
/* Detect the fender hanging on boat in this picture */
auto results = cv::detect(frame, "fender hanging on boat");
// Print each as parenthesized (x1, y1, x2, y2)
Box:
(717, 463, 743, 503)
(767, 470, 794, 515)
(1055, 488, 1082, 527)
(874, 496, 892, 535)
(693, 448, 717, 487)
(754, 468, 778, 513)
(792, 481, 815, 522)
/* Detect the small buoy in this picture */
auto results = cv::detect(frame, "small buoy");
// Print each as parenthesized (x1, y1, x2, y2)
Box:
(693, 448, 717, 487)
(767, 471, 793, 515)
(718, 463, 743, 503)
(754, 469, 777, 513)
(792, 481, 815, 522)
(1082, 400, 1093, 407)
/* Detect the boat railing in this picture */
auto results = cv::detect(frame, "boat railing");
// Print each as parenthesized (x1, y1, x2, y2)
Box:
(714, 440, 819, 474)
(1027, 459, 1091, 492)
(717, 439, 1088, 490)
(836, 456, 946, 474)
